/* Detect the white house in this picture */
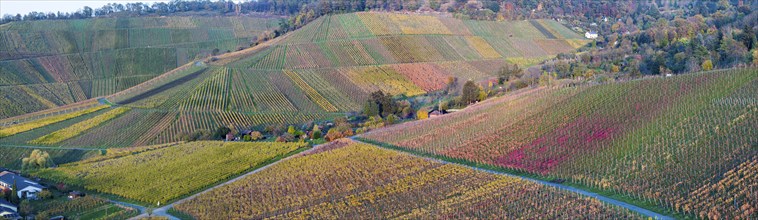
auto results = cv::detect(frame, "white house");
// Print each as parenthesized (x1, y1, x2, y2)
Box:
(0, 199, 19, 220)
(0, 171, 45, 200)
(585, 31, 598, 39)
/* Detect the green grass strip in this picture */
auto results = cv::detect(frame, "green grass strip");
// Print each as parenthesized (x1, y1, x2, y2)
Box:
(168, 207, 196, 220)
(30, 107, 130, 144)
(0, 105, 108, 138)
(355, 137, 689, 219)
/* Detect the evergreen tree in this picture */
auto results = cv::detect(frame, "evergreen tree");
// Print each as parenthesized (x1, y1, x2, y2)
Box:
(10, 180, 20, 204)
(311, 125, 322, 139)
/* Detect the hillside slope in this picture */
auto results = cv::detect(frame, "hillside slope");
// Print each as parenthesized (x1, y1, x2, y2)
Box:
(0, 16, 279, 119)
(173, 139, 641, 219)
(0, 12, 585, 147)
(362, 68, 758, 219)
(224, 13, 585, 103)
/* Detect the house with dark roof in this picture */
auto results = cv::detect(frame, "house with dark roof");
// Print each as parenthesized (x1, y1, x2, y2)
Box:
(0, 171, 45, 200)
(0, 199, 19, 220)
(428, 110, 444, 118)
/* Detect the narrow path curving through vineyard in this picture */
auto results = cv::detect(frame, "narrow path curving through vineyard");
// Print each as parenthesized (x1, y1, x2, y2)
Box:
(125, 137, 674, 219)
(349, 138, 675, 220)
(127, 143, 330, 220)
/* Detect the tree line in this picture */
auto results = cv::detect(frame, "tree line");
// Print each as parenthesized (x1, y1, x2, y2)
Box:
(6, 0, 748, 25)
(540, 0, 757, 79)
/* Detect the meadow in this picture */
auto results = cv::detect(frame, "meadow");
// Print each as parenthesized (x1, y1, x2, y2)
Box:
(173, 139, 640, 219)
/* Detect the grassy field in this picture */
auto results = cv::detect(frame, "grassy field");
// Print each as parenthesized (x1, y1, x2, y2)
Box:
(362, 68, 758, 219)
(32, 141, 305, 205)
(173, 139, 640, 219)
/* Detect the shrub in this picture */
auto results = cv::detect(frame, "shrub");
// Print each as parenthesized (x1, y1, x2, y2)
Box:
(325, 126, 354, 141)
(37, 190, 52, 200)
(386, 114, 399, 125)
(512, 79, 529, 89)
(250, 131, 263, 141)
(277, 133, 295, 142)
(701, 59, 713, 71)
(183, 130, 213, 142)
(311, 125, 322, 139)
(213, 126, 232, 140)
(417, 109, 429, 119)
(21, 150, 53, 170)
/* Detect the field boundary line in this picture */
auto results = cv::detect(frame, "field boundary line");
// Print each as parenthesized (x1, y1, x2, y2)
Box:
(353, 137, 674, 220)
(0, 144, 104, 151)
(128, 143, 330, 220)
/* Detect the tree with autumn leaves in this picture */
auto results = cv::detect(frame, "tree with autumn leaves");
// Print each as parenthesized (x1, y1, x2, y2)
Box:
(325, 117, 354, 141)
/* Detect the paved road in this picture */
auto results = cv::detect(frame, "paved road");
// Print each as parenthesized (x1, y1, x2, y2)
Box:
(448, 161, 673, 219)
(350, 138, 674, 220)
(43, 136, 671, 220)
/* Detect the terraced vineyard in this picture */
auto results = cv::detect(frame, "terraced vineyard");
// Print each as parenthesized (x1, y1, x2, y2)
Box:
(228, 12, 587, 106)
(0, 104, 108, 138)
(362, 68, 758, 218)
(31, 107, 130, 145)
(173, 139, 640, 219)
(32, 141, 305, 205)
(0, 16, 280, 119)
(0, 12, 585, 148)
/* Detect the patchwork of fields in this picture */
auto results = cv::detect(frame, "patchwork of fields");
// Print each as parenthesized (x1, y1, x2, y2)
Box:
(0, 12, 586, 147)
(226, 13, 585, 102)
(240, 13, 584, 71)
(173, 139, 640, 219)
(0, 106, 335, 148)
(0, 16, 280, 119)
(362, 68, 758, 219)
(32, 141, 305, 204)
(2, 11, 753, 219)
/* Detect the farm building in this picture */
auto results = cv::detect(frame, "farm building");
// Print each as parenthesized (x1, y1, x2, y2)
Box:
(0, 171, 45, 200)
(68, 191, 86, 199)
(429, 110, 444, 118)
(585, 31, 598, 39)
(0, 199, 19, 220)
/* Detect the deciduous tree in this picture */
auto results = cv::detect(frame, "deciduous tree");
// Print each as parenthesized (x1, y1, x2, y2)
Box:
(701, 59, 713, 71)
(461, 81, 481, 104)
